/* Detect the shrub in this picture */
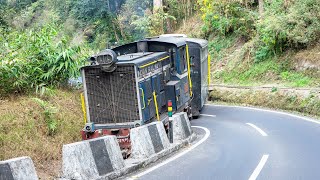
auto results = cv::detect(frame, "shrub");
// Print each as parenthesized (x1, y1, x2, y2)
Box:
(199, 0, 257, 38)
(0, 23, 89, 95)
(32, 98, 58, 136)
(255, 0, 320, 61)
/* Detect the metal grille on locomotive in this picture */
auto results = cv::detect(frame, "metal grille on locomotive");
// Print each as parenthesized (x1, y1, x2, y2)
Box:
(82, 65, 139, 124)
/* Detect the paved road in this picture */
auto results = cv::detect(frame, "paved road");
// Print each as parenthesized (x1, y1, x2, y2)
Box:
(127, 105, 320, 180)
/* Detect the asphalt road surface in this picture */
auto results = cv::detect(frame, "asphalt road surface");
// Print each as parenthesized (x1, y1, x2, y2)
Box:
(127, 104, 320, 180)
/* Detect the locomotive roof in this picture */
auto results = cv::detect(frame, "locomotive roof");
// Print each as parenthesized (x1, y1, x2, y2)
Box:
(142, 36, 186, 47)
(117, 52, 168, 67)
(184, 38, 208, 48)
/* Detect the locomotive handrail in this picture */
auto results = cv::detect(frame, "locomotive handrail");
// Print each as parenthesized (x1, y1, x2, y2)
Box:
(139, 56, 170, 68)
(208, 54, 211, 85)
(139, 88, 146, 109)
(186, 44, 193, 96)
(80, 93, 87, 124)
(153, 91, 160, 121)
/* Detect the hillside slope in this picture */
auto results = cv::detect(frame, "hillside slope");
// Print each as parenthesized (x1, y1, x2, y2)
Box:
(195, 0, 320, 88)
(0, 89, 83, 179)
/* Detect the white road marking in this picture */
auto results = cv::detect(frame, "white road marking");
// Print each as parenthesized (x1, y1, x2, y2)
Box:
(246, 123, 268, 136)
(249, 154, 269, 180)
(205, 104, 320, 125)
(200, 114, 216, 118)
(127, 126, 210, 180)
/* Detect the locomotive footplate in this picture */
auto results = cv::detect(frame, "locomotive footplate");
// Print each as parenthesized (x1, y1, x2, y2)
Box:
(81, 125, 133, 159)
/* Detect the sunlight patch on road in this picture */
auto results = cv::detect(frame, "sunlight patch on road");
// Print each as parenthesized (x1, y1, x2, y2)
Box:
(200, 114, 216, 118)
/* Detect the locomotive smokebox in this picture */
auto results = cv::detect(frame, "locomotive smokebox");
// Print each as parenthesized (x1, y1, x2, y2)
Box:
(90, 49, 118, 72)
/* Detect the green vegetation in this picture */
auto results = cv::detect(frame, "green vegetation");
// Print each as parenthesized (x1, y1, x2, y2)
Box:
(199, 0, 320, 87)
(0, 0, 197, 96)
(0, 89, 83, 178)
(214, 57, 316, 87)
(32, 97, 59, 136)
(0, 23, 91, 95)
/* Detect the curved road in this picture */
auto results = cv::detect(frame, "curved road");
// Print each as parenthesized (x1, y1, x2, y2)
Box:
(126, 104, 320, 180)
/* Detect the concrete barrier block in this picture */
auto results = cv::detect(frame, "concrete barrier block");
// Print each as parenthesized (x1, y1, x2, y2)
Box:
(62, 141, 99, 179)
(153, 122, 170, 149)
(131, 121, 170, 159)
(103, 136, 125, 171)
(62, 136, 125, 180)
(130, 124, 155, 159)
(172, 112, 192, 143)
(179, 112, 192, 135)
(0, 156, 38, 180)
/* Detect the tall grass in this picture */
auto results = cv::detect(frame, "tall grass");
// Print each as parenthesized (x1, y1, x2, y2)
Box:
(0, 23, 90, 95)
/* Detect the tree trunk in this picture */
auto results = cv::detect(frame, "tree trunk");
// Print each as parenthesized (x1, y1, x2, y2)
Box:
(153, 0, 163, 12)
(259, 0, 264, 18)
(112, 24, 120, 43)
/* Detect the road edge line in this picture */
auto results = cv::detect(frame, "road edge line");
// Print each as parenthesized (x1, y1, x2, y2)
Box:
(205, 104, 320, 125)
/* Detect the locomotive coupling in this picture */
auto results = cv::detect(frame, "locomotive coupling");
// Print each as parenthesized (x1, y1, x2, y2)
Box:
(84, 123, 95, 133)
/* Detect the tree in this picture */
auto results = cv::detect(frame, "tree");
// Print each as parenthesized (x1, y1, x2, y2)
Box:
(258, 0, 264, 17)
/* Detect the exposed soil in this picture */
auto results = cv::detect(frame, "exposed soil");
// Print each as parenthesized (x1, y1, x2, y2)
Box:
(293, 44, 320, 71)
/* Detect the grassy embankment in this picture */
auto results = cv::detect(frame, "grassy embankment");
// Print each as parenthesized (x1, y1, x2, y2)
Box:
(202, 33, 320, 119)
(207, 26, 320, 119)
(0, 89, 83, 178)
(209, 87, 320, 119)
(210, 35, 320, 87)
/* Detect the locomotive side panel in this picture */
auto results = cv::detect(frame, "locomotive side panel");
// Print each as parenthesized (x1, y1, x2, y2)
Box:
(200, 47, 209, 108)
(137, 59, 168, 123)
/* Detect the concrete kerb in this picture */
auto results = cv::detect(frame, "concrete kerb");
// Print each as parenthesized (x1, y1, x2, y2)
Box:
(102, 112, 195, 179)
(62, 112, 195, 180)
(100, 132, 196, 180)
(0, 156, 38, 180)
(62, 135, 125, 180)
(172, 112, 193, 143)
(130, 121, 170, 159)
